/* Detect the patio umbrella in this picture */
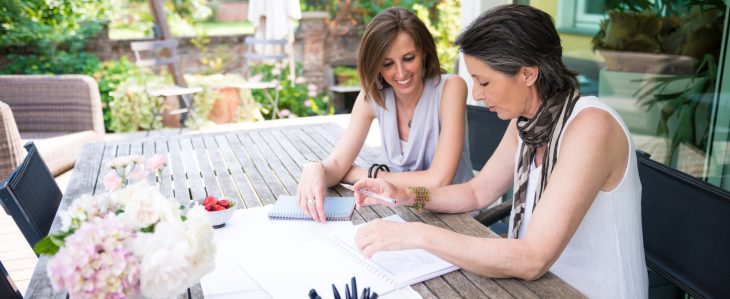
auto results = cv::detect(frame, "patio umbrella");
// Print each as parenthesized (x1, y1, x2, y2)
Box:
(248, 0, 301, 55)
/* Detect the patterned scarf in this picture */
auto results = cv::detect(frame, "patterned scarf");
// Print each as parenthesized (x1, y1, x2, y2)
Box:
(510, 88, 580, 239)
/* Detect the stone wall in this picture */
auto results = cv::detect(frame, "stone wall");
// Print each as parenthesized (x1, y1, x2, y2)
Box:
(86, 27, 249, 75)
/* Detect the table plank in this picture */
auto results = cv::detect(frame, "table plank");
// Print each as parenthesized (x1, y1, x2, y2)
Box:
(226, 132, 276, 205)
(168, 137, 191, 204)
(191, 136, 223, 198)
(238, 132, 290, 196)
(202, 135, 242, 202)
(214, 134, 261, 208)
(154, 140, 175, 199)
(92, 143, 118, 195)
(249, 132, 299, 194)
(179, 137, 207, 201)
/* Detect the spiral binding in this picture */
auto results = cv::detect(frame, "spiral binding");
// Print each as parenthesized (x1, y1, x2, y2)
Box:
(268, 212, 352, 221)
(323, 235, 399, 289)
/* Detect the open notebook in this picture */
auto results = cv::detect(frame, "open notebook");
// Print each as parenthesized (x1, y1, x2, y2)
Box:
(324, 215, 459, 289)
(238, 214, 458, 298)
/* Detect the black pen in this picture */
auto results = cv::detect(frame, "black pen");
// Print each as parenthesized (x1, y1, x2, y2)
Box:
(332, 283, 341, 299)
(370, 291, 378, 299)
(351, 276, 358, 299)
(308, 288, 321, 299)
(345, 283, 351, 299)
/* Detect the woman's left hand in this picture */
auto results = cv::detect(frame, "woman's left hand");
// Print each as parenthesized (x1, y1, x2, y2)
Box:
(355, 219, 422, 257)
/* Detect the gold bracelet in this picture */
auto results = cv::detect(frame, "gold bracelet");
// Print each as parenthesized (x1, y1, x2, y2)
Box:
(408, 186, 430, 213)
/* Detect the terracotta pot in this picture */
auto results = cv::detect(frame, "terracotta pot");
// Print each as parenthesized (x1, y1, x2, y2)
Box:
(599, 50, 697, 75)
(161, 96, 181, 128)
(208, 87, 240, 124)
(335, 74, 352, 85)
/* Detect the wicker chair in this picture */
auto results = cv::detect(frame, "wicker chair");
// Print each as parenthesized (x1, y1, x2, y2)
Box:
(0, 75, 105, 181)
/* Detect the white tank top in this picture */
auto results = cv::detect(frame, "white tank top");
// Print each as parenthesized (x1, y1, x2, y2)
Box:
(512, 96, 648, 298)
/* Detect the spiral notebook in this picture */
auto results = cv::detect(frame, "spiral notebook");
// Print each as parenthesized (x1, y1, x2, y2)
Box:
(268, 195, 356, 221)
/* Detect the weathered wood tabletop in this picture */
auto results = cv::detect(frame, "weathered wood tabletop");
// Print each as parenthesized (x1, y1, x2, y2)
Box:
(26, 120, 583, 298)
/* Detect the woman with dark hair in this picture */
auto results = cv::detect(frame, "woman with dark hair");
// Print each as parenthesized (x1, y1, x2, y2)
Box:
(296, 8, 473, 222)
(351, 4, 648, 298)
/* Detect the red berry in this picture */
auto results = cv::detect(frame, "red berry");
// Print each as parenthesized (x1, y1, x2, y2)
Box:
(203, 195, 216, 206)
(217, 199, 230, 207)
(213, 204, 226, 211)
(204, 203, 214, 211)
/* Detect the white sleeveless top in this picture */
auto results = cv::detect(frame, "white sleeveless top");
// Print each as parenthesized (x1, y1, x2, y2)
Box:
(510, 96, 648, 298)
(368, 74, 473, 184)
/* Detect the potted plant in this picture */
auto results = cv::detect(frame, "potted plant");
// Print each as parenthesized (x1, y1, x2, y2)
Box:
(592, 0, 725, 174)
(333, 65, 360, 86)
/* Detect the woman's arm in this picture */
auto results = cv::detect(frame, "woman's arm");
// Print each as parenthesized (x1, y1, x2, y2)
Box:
(297, 91, 374, 222)
(356, 109, 630, 279)
(353, 118, 519, 212)
(375, 76, 469, 188)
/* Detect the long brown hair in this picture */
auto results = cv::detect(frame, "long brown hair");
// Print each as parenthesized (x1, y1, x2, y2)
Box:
(358, 8, 443, 108)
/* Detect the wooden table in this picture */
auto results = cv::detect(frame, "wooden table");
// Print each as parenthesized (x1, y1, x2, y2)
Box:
(26, 118, 583, 298)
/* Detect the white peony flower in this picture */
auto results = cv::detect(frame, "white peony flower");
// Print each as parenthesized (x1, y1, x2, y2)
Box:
(182, 206, 215, 282)
(134, 221, 193, 299)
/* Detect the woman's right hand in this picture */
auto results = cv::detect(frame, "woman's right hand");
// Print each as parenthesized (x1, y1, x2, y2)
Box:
(352, 178, 410, 209)
(296, 161, 327, 222)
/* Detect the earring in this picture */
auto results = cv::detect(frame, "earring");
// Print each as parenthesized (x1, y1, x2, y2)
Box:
(375, 76, 383, 90)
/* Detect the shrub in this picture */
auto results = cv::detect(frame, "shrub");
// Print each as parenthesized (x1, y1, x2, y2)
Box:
(249, 62, 332, 119)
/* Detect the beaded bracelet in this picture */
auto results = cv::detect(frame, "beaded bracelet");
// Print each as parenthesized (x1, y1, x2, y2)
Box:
(408, 186, 430, 213)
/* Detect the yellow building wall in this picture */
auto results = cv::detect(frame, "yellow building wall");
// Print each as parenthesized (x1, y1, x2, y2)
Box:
(531, 0, 601, 61)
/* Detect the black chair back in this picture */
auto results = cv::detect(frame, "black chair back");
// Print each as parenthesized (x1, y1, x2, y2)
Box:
(467, 105, 509, 171)
(0, 142, 62, 250)
(0, 260, 22, 299)
(638, 152, 730, 298)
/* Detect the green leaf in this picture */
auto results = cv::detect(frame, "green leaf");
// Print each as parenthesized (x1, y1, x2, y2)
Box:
(33, 236, 60, 256)
(140, 224, 155, 233)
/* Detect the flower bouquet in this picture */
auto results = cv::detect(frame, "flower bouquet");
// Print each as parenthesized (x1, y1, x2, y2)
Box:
(34, 155, 216, 299)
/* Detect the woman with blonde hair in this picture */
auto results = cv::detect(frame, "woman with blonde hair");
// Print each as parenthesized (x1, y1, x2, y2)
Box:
(296, 7, 473, 222)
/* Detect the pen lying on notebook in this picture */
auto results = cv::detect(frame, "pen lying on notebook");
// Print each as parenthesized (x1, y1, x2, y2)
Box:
(339, 183, 397, 204)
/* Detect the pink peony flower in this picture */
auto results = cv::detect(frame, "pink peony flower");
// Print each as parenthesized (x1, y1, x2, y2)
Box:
(145, 155, 168, 171)
(278, 109, 291, 118)
(103, 172, 123, 191)
(47, 214, 140, 299)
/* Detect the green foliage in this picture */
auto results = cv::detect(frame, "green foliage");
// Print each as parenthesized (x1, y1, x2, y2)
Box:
(0, 52, 100, 75)
(94, 57, 140, 131)
(0, 0, 111, 75)
(414, 0, 460, 73)
(356, 0, 440, 24)
(603, 0, 727, 166)
(108, 75, 161, 132)
(34, 229, 74, 256)
(250, 62, 332, 119)
(593, 0, 725, 58)
(636, 54, 717, 164)
(0, 0, 110, 48)
(333, 66, 360, 86)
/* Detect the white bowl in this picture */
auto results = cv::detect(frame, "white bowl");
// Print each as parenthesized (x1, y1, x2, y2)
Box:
(206, 207, 236, 228)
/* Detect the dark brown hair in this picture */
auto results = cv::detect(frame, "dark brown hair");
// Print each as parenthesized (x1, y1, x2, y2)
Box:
(358, 7, 443, 107)
(455, 4, 578, 102)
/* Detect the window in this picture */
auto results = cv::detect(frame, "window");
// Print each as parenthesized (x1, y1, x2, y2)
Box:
(557, 0, 607, 35)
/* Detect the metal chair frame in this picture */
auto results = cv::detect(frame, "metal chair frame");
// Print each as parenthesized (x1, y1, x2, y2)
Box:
(130, 39, 202, 127)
